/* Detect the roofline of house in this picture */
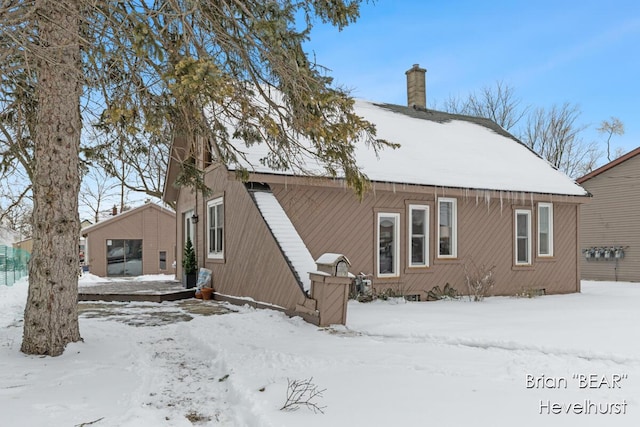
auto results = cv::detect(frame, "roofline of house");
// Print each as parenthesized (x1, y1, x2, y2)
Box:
(163, 133, 199, 205)
(162, 102, 589, 202)
(164, 151, 588, 205)
(241, 171, 590, 202)
(376, 102, 520, 142)
(374, 102, 559, 168)
(577, 146, 640, 184)
(81, 202, 175, 236)
(163, 136, 186, 204)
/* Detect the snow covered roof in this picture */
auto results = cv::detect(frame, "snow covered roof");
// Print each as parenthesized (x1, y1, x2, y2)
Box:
(82, 202, 175, 236)
(231, 100, 588, 197)
(315, 252, 351, 266)
(251, 191, 316, 292)
(0, 226, 19, 246)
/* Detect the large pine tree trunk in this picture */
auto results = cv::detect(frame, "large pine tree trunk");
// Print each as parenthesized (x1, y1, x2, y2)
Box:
(21, 0, 82, 356)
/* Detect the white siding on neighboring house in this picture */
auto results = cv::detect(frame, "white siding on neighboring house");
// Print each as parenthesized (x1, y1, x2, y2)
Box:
(579, 150, 640, 282)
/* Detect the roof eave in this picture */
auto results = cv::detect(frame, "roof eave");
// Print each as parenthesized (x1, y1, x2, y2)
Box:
(82, 203, 175, 236)
(577, 146, 640, 184)
(236, 171, 589, 201)
(162, 135, 191, 204)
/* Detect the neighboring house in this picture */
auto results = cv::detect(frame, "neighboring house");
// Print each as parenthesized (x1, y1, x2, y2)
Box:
(163, 65, 588, 323)
(82, 202, 176, 277)
(12, 220, 92, 259)
(577, 147, 640, 282)
(13, 238, 33, 254)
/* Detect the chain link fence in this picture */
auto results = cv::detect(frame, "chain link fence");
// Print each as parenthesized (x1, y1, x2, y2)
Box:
(0, 245, 30, 286)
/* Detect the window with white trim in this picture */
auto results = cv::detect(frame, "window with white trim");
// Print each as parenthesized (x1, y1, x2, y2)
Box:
(377, 213, 400, 277)
(409, 205, 429, 267)
(537, 203, 553, 257)
(207, 197, 224, 259)
(515, 209, 531, 265)
(438, 198, 457, 258)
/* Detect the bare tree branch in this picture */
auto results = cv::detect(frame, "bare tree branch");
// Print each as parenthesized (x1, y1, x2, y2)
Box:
(597, 117, 625, 162)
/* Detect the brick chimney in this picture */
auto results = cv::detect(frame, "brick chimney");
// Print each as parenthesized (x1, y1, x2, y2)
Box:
(405, 64, 427, 109)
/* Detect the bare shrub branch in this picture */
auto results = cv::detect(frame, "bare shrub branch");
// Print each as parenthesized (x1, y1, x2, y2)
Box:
(463, 262, 495, 302)
(280, 377, 327, 414)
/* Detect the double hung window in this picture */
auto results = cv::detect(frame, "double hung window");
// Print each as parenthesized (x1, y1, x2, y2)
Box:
(377, 213, 400, 277)
(409, 205, 429, 267)
(537, 203, 553, 257)
(207, 197, 224, 259)
(438, 198, 457, 258)
(515, 209, 531, 265)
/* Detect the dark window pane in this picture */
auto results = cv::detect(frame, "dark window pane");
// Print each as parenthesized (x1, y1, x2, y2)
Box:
(107, 239, 142, 276)
(517, 238, 528, 263)
(412, 210, 424, 235)
(379, 217, 396, 275)
(412, 236, 425, 264)
(159, 251, 167, 270)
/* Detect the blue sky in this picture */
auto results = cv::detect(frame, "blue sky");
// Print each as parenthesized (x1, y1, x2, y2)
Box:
(303, 0, 640, 159)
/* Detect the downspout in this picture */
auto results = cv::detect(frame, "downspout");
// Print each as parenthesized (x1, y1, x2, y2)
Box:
(196, 191, 207, 268)
(199, 188, 205, 269)
(194, 189, 199, 270)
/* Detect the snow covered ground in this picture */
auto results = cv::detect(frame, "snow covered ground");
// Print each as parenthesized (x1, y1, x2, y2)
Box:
(2, 277, 639, 426)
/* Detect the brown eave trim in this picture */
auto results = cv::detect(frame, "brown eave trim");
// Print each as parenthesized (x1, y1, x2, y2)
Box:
(236, 171, 589, 203)
(82, 203, 175, 236)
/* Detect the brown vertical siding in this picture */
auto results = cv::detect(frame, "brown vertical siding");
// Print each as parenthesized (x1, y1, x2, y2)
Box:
(311, 275, 350, 326)
(580, 155, 640, 282)
(176, 190, 198, 270)
(142, 207, 158, 274)
(175, 166, 307, 310)
(272, 184, 581, 298)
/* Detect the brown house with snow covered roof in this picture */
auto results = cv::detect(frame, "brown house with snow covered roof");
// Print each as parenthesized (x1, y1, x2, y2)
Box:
(578, 147, 640, 282)
(163, 65, 589, 325)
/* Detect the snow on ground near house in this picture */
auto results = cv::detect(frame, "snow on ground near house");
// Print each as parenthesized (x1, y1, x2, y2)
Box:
(77, 272, 177, 286)
(2, 278, 639, 426)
